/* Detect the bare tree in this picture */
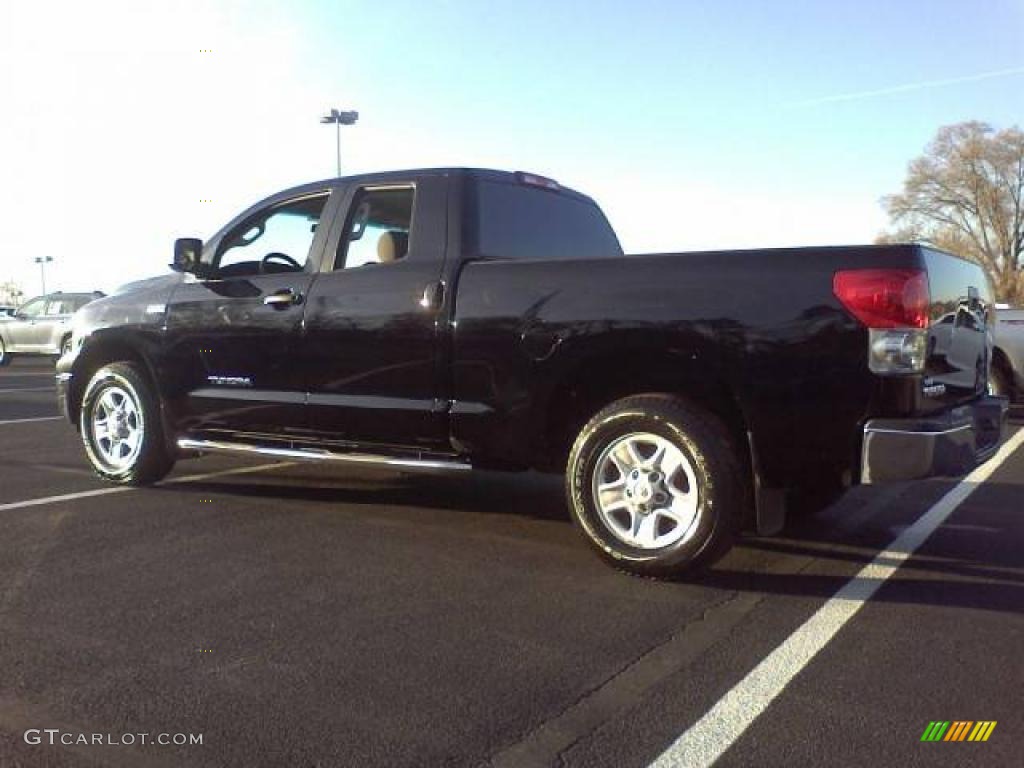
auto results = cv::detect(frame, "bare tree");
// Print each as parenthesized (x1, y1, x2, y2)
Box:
(880, 121, 1024, 304)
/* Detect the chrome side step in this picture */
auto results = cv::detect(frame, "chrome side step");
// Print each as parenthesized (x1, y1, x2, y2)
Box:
(176, 438, 472, 473)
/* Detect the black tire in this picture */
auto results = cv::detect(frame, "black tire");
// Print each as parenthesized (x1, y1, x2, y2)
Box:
(79, 362, 175, 485)
(989, 361, 1014, 401)
(0, 336, 9, 366)
(566, 394, 746, 578)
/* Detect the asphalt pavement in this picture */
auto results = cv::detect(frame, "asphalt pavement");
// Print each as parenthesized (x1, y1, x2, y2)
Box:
(0, 356, 1020, 767)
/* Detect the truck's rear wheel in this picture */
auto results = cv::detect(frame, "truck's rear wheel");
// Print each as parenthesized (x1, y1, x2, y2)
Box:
(989, 360, 1014, 401)
(567, 394, 744, 577)
(0, 337, 9, 366)
(80, 362, 174, 485)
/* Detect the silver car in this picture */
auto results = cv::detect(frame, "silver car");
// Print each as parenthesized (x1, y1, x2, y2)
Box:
(0, 292, 104, 365)
(992, 307, 1024, 401)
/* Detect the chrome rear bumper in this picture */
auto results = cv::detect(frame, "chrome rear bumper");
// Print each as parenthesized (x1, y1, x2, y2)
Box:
(861, 395, 1008, 483)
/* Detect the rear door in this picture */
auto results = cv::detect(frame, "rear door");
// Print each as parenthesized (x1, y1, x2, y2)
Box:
(40, 295, 77, 352)
(296, 175, 451, 448)
(946, 302, 987, 387)
(163, 188, 341, 435)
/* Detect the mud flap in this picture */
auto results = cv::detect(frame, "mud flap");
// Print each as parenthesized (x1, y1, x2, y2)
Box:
(754, 483, 786, 536)
(747, 430, 786, 536)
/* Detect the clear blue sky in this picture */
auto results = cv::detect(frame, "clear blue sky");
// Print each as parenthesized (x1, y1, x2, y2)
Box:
(1, 0, 1021, 294)
(306, 0, 1022, 193)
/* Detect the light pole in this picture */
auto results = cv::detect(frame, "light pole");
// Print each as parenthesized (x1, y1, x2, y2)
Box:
(320, 108, 358, 176)
(34, 256, 53, 295)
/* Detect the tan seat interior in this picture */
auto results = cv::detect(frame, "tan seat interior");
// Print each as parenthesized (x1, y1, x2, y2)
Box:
(377, 231, 409, 264)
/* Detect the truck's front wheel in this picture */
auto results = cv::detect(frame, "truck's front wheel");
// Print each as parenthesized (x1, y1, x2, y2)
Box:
(80, 362, 175, 485)
(566, 395, 744, 577)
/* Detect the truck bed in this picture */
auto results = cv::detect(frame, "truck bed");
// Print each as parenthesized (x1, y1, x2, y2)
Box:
(450, 244, 990, 487)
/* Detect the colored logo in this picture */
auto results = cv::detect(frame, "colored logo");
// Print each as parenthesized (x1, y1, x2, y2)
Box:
(921, 721, 997, 742)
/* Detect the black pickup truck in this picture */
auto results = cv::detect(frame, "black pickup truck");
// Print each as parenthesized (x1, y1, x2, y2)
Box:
(56, 168, 1008, 576)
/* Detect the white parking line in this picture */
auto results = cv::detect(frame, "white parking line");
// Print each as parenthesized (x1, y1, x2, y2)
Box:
(649, 426, 1024, 768)
(0, 416, 63, 426)
(0, 462, 293, 513)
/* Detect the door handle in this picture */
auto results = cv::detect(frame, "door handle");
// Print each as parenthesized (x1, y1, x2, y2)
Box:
(263, 289, 303, 308)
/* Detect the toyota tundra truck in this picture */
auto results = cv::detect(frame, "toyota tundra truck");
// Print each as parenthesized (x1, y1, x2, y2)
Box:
(56, 168, 1008, 576)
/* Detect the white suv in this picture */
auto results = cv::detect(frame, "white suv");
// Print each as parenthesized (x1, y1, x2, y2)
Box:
(0, 292, 104, 365)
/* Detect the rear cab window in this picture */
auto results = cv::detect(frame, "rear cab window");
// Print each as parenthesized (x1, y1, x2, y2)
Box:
(335, 186, 415, 270)
(469, 177, 622, 260)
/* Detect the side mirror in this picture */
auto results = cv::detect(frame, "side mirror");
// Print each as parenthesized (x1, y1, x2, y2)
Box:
(172, 238, 206, 275)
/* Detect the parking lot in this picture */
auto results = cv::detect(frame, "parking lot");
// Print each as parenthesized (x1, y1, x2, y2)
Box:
(0, 355, 1021, 767)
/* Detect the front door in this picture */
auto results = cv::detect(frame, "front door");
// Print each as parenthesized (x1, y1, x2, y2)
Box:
(163, 189, 338, 436)
(298, 177, 450, 449)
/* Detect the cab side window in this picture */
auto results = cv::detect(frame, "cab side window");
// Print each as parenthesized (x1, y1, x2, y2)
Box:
(17, 298, 45, 318)
(45, 298, 73, 315)
(336, 186, 414, 270)
(216, 193, 329, 278)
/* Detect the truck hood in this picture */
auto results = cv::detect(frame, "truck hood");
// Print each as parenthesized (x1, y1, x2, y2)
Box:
(70, 272, 185, 347)
(110, 272, 185, 297)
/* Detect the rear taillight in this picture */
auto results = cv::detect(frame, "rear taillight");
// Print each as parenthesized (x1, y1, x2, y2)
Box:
(833, 269, 929, 329)
(833, 269, 931, 375)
